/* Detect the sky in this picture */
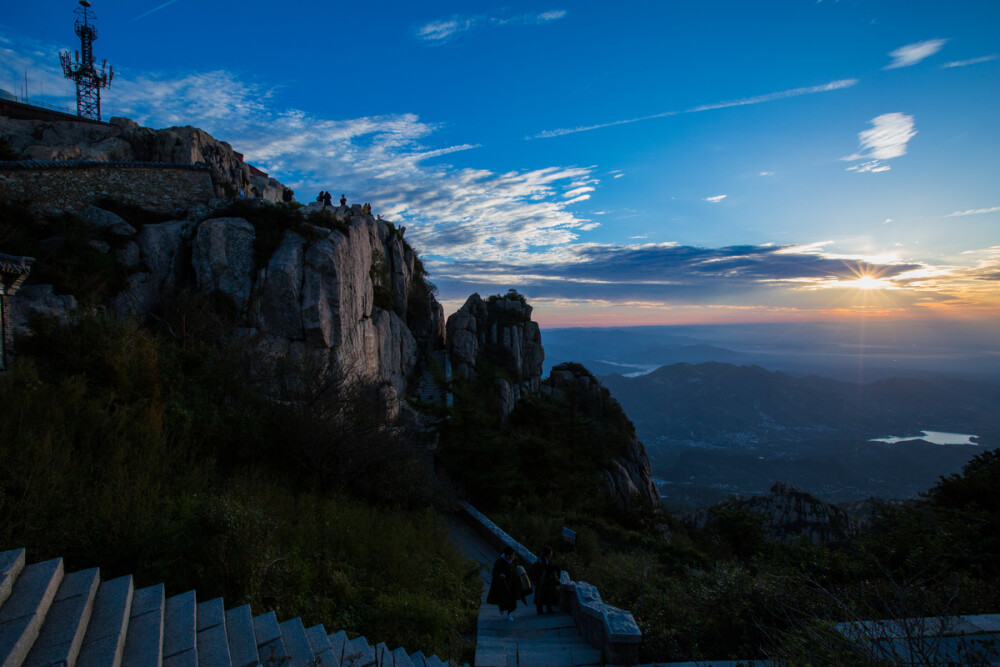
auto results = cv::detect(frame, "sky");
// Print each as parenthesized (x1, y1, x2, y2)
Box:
(2, 0, 999, 327)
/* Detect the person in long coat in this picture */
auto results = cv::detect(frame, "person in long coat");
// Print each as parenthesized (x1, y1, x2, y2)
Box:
(530, 545, 561, 614)
(487, 546, 517, 620)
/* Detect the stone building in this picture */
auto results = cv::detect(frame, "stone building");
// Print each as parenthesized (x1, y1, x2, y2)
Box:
(0, 252, 33, 370)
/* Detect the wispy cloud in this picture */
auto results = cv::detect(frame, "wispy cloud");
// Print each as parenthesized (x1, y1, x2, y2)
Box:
(531, 79, 857, 139)
(759, 171, 774, 177)
(947, 206, 1000, 217)
(885, 39, 947, 69)
(843, 112, 916, 173)
(133, 0, 180, 21)
(942, 54, 999, 69)
(416, 10, 566, 43)
(704, 195, 727, 203)
(0, 32, 597, 263)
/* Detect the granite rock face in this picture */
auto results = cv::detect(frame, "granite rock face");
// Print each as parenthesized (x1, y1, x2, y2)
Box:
(679, 481, 855, 543)
(545, 364, 661, 512)
(445, 292, 544, 419)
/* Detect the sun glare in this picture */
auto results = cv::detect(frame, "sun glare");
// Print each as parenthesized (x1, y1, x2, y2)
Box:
(854, 275, 890, 290)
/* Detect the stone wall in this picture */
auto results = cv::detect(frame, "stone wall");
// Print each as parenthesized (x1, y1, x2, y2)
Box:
(458, 501, 642, 664)
(0, 162, 215, 215)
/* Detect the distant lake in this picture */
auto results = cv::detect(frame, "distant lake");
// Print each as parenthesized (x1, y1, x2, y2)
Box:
(870, 431, 979, 446)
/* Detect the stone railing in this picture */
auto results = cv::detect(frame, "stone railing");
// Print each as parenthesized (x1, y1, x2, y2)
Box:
(458, 502, 643, 664)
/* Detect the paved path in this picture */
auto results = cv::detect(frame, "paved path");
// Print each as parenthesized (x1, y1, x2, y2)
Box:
(445, 514, 603, 667)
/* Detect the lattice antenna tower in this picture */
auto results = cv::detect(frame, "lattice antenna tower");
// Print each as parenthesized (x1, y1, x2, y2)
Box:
(60, 0, 114, 120)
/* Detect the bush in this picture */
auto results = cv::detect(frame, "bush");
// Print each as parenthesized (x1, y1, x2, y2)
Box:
(0, 313, 479, 660)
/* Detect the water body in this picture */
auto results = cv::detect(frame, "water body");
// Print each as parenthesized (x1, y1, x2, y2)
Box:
(870, 431, 979, 446)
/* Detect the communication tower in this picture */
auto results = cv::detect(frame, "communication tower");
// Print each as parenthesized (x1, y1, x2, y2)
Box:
(60, 0, 114, 120)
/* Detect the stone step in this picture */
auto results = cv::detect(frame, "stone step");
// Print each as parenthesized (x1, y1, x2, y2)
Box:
(195, 598, 232, 667)
(374, 641, 392, 667)
(422, 655, 445, 667)
(278, 617, 314, 667)
(344, 636, 375, 667)
(163, 591, 197, 667)
(122, 583, 165, 667)
(23, 567, 99, 667)
(391, 646, 414, 667)
(223, 605, 257, 667)
(326, 630, 348, 666)
(0, 551, 26, 609)
(305, 624, 337, 667)
(76, 574, 134, 667)
(0, 557, 64, 667)
(252, 612, 287, 666)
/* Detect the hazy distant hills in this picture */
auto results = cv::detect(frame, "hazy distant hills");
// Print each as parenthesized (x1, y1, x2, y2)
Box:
(543, 321, 1000, 383)
(601, 362, 1000, 438)
(596, 362, 1000, 508)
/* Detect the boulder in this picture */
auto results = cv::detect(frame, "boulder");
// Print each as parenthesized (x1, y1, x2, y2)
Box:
(191, 217, 255, 311)
(9, 284, 78, 337)
(81, 206, 137, 237)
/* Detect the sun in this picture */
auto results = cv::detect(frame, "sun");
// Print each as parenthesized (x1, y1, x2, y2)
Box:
(854, 275, 890, 290)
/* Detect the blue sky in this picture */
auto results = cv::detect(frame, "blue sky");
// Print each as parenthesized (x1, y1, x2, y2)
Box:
(2, 0, 999, 326)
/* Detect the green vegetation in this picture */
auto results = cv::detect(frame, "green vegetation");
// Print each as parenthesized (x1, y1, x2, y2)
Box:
(488, 451, 1000, 662)
(0, 304, 479, 659)
(370, 249, 396, 313)
(0, 199, 134, 306)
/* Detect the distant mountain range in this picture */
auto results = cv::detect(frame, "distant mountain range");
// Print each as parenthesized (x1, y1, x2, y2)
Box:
(596, 362, 1000, 508)
(542, 321, 1000, 383)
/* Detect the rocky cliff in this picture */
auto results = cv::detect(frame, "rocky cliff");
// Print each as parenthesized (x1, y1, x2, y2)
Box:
(0, 115, 289, 201)
(545, 363, 661, 512)
(446, 291, 544, 419)
(679, 481, 854, 543)
(442, 292, 659, 513)
(2, 114, 441, 402)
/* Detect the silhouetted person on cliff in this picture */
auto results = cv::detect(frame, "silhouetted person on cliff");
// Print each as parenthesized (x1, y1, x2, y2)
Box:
(322, 191, 332, 207)
(530, 546, 561, 614)
(340, 194, 347, 206)
(487, 546, 517, 621)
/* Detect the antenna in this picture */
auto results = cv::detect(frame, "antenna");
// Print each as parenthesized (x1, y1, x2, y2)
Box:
(60, 0, 114, 120)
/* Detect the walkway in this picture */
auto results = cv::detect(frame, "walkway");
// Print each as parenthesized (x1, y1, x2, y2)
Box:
(445, 514, 603, 667)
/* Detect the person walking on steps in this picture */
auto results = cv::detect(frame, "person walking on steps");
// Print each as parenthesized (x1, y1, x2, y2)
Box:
(487, 546, 517, 622)
(530, 545, 561, 614)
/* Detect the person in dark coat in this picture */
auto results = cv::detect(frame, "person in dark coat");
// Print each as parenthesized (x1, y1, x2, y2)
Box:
(322, 191, 332, 207)
(530, 545, 561, 614)
(487, 546, 517, 621)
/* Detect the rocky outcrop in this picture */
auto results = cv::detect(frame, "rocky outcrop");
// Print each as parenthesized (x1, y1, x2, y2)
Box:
(545, 363, 661, 512)
(0, 115, 292, 201)
(9, 284, 77, 337)
(8, 199, 442, 405)
(446, 292, 544, 418)
(680, 481, 855, 543)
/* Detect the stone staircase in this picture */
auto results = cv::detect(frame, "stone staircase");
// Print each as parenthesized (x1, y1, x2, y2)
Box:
(0, 548, 464, 667)
(415, 351, 451, 408)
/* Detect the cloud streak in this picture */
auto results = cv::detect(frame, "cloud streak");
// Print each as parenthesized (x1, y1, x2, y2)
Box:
(133, 0, 181, 21)
(942, 54, 999, 69)
(531, 79, 857, 139)
(947, 206, 1000, 217)
(843, 112, 916, 173)
(885, 39, 947, 69)
(416, 10, 566, 43)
